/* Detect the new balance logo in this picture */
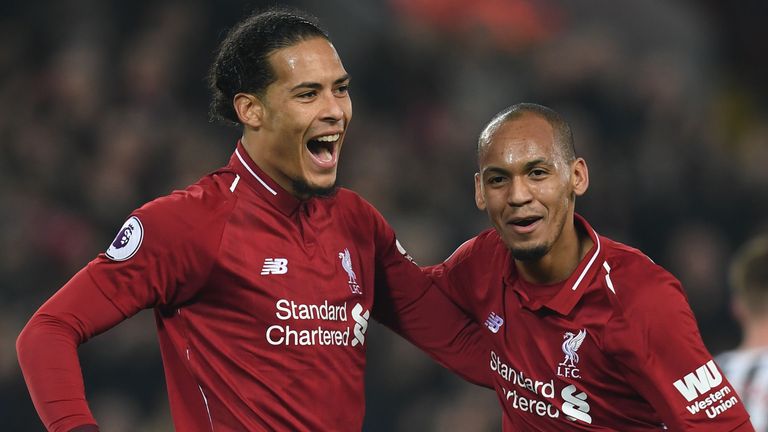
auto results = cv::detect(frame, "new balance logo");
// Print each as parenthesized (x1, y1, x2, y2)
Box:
(485, 312, 504, 333)
(673, 360, 723, 402)
(261, 258, 288, 275)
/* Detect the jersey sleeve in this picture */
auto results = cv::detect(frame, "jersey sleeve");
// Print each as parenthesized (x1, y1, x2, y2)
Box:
(17, 184, 234, 432)
(367, 207, 493, 388)
(87, 187, 233, 314)
(422, 236, 480, 318)
(605, 265, 754, 431)
(17, 268, 125, 432)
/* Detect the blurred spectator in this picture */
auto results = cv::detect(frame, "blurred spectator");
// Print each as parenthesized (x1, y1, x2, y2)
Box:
(717, 235, 768, 432)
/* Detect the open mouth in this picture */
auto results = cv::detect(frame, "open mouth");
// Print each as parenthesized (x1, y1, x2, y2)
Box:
(306, 133, 340, 167)
(510, 216, 541, 227)
(508, 216, 542, 233)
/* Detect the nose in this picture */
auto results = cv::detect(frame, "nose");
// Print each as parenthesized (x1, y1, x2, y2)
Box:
(507, 176, 533, 207)
(320, 92, 345, 124)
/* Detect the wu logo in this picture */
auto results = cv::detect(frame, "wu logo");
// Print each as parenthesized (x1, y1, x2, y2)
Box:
(558, 329, 587, 379)
(351, 303, 370, 347)
(673, 360, 723, 402)
(485, 312, 504, 333)
(261, 258, 288, 275)
(339, 248, 362, 294)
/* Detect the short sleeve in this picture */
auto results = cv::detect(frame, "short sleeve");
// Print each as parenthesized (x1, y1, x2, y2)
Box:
(87, 186, 234, 317)
(606, 267, 752, 431)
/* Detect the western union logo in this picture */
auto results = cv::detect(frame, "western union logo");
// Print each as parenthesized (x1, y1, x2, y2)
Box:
(673, 360, 723, 402)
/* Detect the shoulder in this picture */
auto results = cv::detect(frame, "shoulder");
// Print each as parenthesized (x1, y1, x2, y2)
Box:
(127, 170, 238, 247)
(444, 229, 504, 267)
(599, 236, 698, 339)
(433, 229, 506, 284)
(600, 236, 682, 297)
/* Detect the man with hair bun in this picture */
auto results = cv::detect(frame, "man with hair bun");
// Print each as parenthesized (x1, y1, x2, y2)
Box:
(17, 8, 491, 432)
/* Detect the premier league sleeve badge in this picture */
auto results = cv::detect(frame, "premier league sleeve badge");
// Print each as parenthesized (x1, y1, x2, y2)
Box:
(105, 216, 144, 261)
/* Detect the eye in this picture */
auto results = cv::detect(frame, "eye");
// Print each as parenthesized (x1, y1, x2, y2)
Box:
(529, 168, 548, 178)
(335, 84, 350, 96)
(297, 91, 317, 99)
(487, 175, 507, 185)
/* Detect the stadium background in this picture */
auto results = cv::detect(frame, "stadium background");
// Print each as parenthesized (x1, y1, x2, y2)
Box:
(2, 0, 767, 430)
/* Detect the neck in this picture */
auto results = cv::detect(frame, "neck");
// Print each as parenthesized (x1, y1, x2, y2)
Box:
(516, 215, 593, 285)
(240, 132, 301, 199)
(739, 317, 768, 350)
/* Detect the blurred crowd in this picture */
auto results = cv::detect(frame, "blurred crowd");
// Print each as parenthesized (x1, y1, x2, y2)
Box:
(2, 0, 767, 430)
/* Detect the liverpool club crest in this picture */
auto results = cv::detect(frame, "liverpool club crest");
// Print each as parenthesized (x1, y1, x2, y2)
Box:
(339, 248, 362, 294)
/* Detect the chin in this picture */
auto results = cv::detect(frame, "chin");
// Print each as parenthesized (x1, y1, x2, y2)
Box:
(292, 178, 338, 198)
(510, 245, 549, 261)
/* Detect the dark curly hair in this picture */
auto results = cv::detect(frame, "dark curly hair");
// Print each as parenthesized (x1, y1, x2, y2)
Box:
(208, 8, 329, 125)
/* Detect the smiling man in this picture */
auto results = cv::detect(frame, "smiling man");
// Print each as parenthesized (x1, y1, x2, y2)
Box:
(16, 9, 491, 432)
(427, 103, 755, 431)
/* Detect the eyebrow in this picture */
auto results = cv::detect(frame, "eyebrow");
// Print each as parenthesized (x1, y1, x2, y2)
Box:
(481, 158, 554, 176)
(523, 158, 552, 170)
(290, 74, 351, 92)
(481, 166, 509, 176)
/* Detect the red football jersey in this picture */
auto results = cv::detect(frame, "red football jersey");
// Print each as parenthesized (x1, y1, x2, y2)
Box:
(428, 214, 754, 431)
(17, 141, 491, 432)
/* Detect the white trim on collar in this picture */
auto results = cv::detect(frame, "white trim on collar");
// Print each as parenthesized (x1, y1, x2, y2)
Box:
(571, 227, 601, 291)
(235, 148, 277, 196)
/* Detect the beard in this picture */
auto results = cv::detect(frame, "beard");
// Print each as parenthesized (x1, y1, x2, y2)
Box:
(292, 178, 339, 199)
(510, 244, 550, 261)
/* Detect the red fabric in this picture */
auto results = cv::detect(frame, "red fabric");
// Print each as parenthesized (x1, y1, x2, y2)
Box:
(17, 269, 122, 432)
(428, 215, 755, 431)
(18, 142, 491, 431)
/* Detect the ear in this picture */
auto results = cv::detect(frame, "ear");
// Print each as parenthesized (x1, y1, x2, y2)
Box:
(731, 297, 747, 327)
(474, 172, 486, 211)
(571, 158, 589, 197)
(233, 93, 264, 129)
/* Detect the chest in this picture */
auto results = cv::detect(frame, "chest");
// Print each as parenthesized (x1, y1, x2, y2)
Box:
(199, 205, 376, 350)
(478, 280, 660, 428)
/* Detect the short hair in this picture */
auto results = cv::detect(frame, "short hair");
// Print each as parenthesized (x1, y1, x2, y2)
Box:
(729, 234, 768, 316)
(208, 8, 329, 125)
(477, 103, 575, 163)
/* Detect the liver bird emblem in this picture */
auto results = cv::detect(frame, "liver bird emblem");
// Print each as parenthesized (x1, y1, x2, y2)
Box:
(339, 248, 362, 294)
(560, 329, 587, 368)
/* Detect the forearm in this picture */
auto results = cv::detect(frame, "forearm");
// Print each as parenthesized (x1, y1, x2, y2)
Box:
(17, 313, 99, 432)
(377, 284, 493, 388)
(17, 268, 127, 432)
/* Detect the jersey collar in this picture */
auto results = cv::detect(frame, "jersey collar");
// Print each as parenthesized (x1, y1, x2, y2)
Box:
(506, 213, 604, 316)
(228, 140, 302, 217)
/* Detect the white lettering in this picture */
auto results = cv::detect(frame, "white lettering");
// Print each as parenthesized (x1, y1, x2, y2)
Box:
(673, 360, 723, 402)
(685, 386, 733, 414)
(274, 299, 347, 321)
(490, 351, 554, 398)
(265, 325, 350, 346)
(502, 387, 559, 419)
(275, 299, 292, 320)
(705, 396, 739, 419)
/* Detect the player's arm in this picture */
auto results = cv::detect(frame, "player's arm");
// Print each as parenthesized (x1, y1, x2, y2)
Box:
(17, 269, 130, 432)
(606, 267, 754, 432)
(17, 190, 232, 432)
(370, 214, 492, 388)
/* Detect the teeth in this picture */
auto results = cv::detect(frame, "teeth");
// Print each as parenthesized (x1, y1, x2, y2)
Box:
(315, 134, 340, 142)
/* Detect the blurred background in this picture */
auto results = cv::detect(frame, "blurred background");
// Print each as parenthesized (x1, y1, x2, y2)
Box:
(2, 0, 767, 430)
